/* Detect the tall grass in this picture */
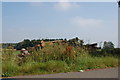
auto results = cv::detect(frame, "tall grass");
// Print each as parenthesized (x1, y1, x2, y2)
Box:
(2, 44, 119, 77)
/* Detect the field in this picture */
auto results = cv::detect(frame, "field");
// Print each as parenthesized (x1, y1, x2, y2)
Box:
(1, 43, 119, 77)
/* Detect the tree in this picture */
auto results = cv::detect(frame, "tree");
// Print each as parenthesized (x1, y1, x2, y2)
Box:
(75, 37, 79, 42)
(103, 41, 114, 49)
(14, 39, 31, 50)
(64, 38, 67, 41)
(79, 40, 84, 47)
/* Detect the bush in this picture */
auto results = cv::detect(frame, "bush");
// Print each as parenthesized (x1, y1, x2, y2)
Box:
(99, 48, 120, 57)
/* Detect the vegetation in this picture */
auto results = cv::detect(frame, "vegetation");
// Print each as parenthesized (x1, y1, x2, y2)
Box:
(103, 41, 114, 49)
(2, 37, 79, 50)
(14, 38, 65, 50)
(2, 41, 119, 77)
(2, 43, 17, 49)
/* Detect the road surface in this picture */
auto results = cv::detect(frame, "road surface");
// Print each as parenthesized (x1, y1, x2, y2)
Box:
(13, 67, 119, 78)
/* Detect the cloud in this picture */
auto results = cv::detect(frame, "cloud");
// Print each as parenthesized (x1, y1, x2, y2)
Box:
(54, 2, 80, 11)
(71, 16, 104, 27)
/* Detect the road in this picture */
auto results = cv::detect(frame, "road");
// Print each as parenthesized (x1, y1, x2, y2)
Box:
(13, 67, 119, 78)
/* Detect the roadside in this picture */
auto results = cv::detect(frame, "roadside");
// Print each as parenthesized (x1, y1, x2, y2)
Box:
(12, 67, 118, 78)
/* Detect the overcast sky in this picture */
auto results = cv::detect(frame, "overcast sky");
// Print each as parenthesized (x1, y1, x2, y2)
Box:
(2, 2, 118, 47)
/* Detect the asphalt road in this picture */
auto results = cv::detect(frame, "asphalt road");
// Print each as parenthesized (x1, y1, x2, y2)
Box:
(13, 67, 119, 78)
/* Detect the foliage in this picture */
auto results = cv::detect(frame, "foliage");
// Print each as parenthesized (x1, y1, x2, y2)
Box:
(91, 48, 120, 57)
(14, 38, 65, 50)
(2, 43, 17, 49)
(2, 41, 119, 77)
(103, 41, 114, 49)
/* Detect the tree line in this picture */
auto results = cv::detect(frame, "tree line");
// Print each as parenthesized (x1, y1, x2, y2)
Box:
(1, 37, 115, 50)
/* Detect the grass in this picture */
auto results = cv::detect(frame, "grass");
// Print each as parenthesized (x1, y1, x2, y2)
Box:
(2, 44, 119, 77)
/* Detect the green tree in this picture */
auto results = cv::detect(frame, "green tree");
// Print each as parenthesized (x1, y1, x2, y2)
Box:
(14, 39, 31, 50)
(64, 38, 67, 41)
(103, 41, 114, 49)
(75, 37, 79, 42)
(79, 40, 84, 47)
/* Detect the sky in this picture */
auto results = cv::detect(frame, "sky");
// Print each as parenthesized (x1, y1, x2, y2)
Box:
(2, 2, 118, 47)
(118, 7, 120, 48)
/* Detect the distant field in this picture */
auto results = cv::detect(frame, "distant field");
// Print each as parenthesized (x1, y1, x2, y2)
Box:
(2, 49, 20, 54)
